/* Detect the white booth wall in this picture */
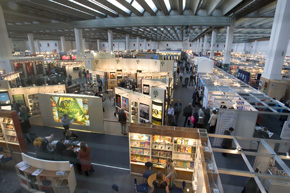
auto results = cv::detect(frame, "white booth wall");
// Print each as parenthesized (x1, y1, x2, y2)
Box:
(38, 93, 104, 133)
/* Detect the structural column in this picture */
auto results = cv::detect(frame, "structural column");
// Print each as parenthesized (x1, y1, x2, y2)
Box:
(262, 0, 290, 80)
(223, 25, 234, 64)
(35, 40, 41, 53)
(196, 39, 200, 54)
(199, 37, 203, 55)
(149, 40, 152, 49)
(234, 43, 238, 53)
(27, 33, 36, 55)
(203, 34, 208, 56)
(136, 36, 140, 51)
(210, 30, 216, 58)
(125, 34, 129, 50)
(252, 40, 258, 54)
(97, 39, 100, 51)
(82, 38, 86, 51)
(60, 36, 66, 52)
(108, 30, 113, 53)
(144, 39, 147, 50)
(74, 28, 84, 55)
(0, 5, 12, 60)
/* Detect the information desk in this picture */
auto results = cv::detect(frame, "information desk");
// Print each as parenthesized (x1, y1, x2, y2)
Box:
(15, 153, 76, 193)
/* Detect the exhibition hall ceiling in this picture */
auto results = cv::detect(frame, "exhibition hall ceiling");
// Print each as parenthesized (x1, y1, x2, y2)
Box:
(0, 0, 276, 43)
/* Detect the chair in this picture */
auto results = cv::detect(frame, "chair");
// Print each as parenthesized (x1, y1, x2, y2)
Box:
(142, 162, 153, 181)
(112, 184, 119, 192)
(170, 181, 186, 193)
(134, 178, 148, 193)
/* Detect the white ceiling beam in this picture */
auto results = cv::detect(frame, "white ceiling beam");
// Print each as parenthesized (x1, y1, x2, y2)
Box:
(205, 0, 224, 15)
(220, 0, 243, 15)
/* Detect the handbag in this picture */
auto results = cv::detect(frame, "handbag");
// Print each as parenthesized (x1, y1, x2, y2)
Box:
(190, 115, 195, 124)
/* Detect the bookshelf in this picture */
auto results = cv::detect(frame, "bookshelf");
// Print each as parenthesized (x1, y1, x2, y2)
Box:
(15, 153, 76, 193)
(28, 94, 41, 116)
(0, 110, 26, 153)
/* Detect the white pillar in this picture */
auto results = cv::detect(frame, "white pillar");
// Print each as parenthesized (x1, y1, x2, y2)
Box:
(210, 30, 216, 58)
(196, 39, 200, 53)
(203, 34, 208, 56)
(27, 33, 36, 55)
(74, 28, 84, 55)
(0, 5, 12, 59)
(136, 36, 140, 51)
(199, 37, 203, 55)
(262, 0, 290, 80)
(60, 36, 66, 52)
(223, 25, 234, 64)
(253, 40, 258, 54)
(149, 40, 152, 49)
(82, 38, 86, 51)
(144, 39, 147, 50)
(125, 34, 129, 50)
(243, 43, 247, 54)
(108, 30, 113, 53)
(234, 43, 238, 53)
(97, 39, 100, 51)
(35, 40, 41, 53)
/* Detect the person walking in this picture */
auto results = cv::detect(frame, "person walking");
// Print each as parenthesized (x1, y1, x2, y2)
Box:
(183, 103, 193, 127)
(78, 142, 92, 176)
(192, 89, 197, 108)
(203, 106, 211, 129)
(221, 127, 234, 156)
(197, 107, 205, 128)
(189, 74, 194, 86)
(165, 158, 177, 189)
(208, 110, 218, 133)
(167, 104, 174, 126)
(62, 114, 72, 136)
(118, 108, 127, 135)
(193, 111, 199, 128)
(179, 72, 183, 85)
(173, 100, 182, 124)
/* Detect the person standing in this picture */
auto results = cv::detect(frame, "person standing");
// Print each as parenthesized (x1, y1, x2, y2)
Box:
(61, 114, 71, 136)
(167, 105, 174, 126)
(118, 108, 127, 135)
(183, 103, 193, 127)
(179, 72, 183, 85)
(55, 137, 67, 160)
(221, 127, 234, 156)
(165, 158, 177, 189)
(78, 142, 92, 176)
(12, 101, 21, 113)
(197, 107, 205, 128)
(173, 100, 182, 124)
(189, 74, 194, 86)
(208, 110, 218, 133)
(192, 89, 197, 108)
(203, 106, 211, 129)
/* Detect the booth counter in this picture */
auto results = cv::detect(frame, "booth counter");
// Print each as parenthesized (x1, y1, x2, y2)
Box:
(38, 93, 104, 133)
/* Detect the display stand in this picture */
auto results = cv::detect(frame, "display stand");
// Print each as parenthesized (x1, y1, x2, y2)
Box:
(0, 110, 27, 153)
(129, 124, 223, 193)
(15, 153, 76, 193)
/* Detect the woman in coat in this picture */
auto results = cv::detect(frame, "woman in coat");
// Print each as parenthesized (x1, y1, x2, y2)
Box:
(78, 142, 92, 176)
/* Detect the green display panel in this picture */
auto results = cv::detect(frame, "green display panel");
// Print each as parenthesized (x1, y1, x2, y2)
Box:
(50, 96, 89, 126)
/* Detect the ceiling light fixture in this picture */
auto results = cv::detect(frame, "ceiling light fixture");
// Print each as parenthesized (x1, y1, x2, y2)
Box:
(164, 0, 171, 12)
(48, 0, 94, 16)
(183, 0, 186, 10)
(131, 0, 144, 13)
(88, 0, 118, 15)
(68, 0, 105, 15)
(146, 0, 157, 12)
(107, 0, 131, 14)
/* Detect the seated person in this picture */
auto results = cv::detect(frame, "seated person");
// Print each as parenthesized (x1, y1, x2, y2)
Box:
(149, 172, 169, 193)
(65, 130, 78, 140)
(33, 134, 54, 160)
(55, 137, 67, 160)
(62, 144, 81, 173)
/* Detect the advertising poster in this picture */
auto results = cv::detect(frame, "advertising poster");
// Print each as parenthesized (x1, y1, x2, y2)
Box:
(12, 94, 25, 105)
(152, 100, 163, 125)
(14, 62, 24, 73)
(139, 103, 149, 120)
(50, 96, 90, 126)
(122, 96, 129, 112)
(116, 94, 121, 108)
(25, 62, 35, 76)
(143, 84, 150, 95)
(110, 72, 116, 79)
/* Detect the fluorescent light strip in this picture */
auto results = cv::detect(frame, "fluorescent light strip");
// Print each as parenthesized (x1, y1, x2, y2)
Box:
(146, 0, 157, 12)
(69, 0, 105, 15)
(131, 0, 144, 13)
(164, 0, 171, 12)
(183, 0, 186, 10)
(88, 0, 118, 15)
(107, 0, 131, 14)
(48, 0, 94, 16)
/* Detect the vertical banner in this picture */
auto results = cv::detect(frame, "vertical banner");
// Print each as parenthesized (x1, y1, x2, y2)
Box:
(214, 110, 238, 146)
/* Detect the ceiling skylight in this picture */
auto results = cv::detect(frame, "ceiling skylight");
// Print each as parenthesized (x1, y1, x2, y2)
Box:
(145, 0, 157, 12)
(68, 0, 105, 15)
(164, 0, 171, 12)
(107, 0, 131, 14)
(48, 0, 94, 16)
(131, 0, 144, 13)
(183, 0, 186, 10)
(88, 0, 118, 15)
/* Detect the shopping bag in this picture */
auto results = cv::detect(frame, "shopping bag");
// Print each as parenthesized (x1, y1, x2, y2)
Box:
(190, 115, 195, 124)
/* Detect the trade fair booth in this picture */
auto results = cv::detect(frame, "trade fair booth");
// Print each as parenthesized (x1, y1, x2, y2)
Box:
(9, 57, 45, 78)
(38, 93, 104, 133)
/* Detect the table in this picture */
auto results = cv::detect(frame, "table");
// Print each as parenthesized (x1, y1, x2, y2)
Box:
(147, 173, 166, 188)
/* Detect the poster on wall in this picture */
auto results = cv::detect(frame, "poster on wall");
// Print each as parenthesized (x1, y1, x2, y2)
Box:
(139, 103, 149, 120)
(116, 94, 121, 108)
(152, 100, 163, 125)
(25, 62, 35, 76)
(14, 63, 24, 74)
(110, 72, 116, 79)
(35, 61, 44, 74)
(143, 84, 150, 95)
(12, 94, 25, 105)
(50, 96, 90, 126)
(117, 69, 122, 77)
(122, 96, 129, 112)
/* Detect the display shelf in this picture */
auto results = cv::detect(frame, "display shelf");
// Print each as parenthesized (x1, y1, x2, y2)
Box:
(28, 94, 41, 116)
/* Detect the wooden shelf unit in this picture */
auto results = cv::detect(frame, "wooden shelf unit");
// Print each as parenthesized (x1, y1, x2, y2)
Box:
(15, 153, 76, 193)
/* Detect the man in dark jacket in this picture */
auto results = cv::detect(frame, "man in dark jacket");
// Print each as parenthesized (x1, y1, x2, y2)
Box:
(55, 137, 67, 160)
(192, 89, 197, 107)
(118, 108, 127, 135)
(173, 100, 182, 124)
(189, 74, 194, 86)
(183, 103, 193, 127)
(221, 127, 234, 156)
